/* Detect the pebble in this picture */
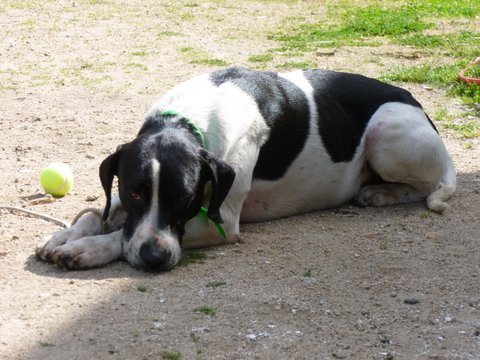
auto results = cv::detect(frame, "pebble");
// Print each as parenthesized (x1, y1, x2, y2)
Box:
(443, 315, 453, 322)
(404, 298, 420, 305)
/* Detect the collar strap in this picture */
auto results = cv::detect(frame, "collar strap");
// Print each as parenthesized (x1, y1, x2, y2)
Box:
(199, 207, 227, 239)
(160, 110, 205, 147)
(160, 110, 226, 239)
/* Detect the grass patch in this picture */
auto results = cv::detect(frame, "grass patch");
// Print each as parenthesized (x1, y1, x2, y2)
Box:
(194, 305, 218, 316)
(408, 0, 480, 18)
(130, 51, 147, 57)
(179, 46, 229, 67)
(395, 31, 480, 59)
(158, 30, 183, 38)
(248, 54, 274, 63)
(137, 284, 148, 293)
(271, 3, 432, 51)
(381, 63, 480, 106)
(434, 108, 454, 122)
(126, 62, 148, 72)
(39, 341, 54, 347)
(275, 61, 317, 70)
(177, 251, 207, 266)
(190, 58, 228, 66)
(206, 280, 227, 288)
(341, 6, 431, 37)
(160, 351, 182, 360)
(442, 121, 480, 139)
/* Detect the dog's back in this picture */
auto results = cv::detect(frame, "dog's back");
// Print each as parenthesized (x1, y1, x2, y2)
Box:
(148, 67, 455, 221)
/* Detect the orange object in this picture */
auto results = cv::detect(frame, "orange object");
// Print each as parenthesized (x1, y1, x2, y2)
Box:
(459, 57, 480, 84)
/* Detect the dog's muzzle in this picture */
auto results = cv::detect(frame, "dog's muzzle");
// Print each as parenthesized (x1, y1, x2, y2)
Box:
(136, 237, 175, 272)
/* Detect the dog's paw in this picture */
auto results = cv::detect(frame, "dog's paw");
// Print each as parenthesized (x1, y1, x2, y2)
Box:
(35, 230, 71, 262)
(51, 232, 123, 270)
(51, 242, 91, 270)
(357, 186, 392, 207)
(35, 211, 104, 262)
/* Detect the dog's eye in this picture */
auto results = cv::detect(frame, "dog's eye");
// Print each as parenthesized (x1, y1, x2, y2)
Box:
(128, 192, 142, 201)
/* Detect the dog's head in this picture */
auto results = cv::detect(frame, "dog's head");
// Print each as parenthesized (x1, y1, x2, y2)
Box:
(99, 118, 235, 272)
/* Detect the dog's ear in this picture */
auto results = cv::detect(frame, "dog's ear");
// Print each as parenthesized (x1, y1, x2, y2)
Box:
(99, 146, 123, 220)
(199, 148, 235, 224)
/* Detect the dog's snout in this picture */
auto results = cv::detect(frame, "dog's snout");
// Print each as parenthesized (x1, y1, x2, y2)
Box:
(138, 238, 172, 272)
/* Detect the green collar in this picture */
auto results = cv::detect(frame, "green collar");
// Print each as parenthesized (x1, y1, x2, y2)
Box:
(160, 110, 205, 147)
(160, 110, 227, 239)
(199, 207, 227, 239)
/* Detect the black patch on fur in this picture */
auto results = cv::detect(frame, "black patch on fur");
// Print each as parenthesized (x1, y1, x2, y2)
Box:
(211, 67, 310, 180)
(303, 69, 427, 163)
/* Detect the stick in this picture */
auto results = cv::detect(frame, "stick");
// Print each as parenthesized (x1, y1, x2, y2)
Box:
(0, 206, 70, 228)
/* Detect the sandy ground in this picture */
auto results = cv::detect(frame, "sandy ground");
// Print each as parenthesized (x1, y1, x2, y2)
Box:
(1, 1, 479, 359)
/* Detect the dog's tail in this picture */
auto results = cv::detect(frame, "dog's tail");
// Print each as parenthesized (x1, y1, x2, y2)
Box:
(426, 157, 456, 213)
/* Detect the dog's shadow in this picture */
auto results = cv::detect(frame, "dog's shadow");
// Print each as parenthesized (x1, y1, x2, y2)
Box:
(23, 254, 148, 280)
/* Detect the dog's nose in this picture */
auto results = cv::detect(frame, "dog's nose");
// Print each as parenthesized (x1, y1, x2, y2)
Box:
(138, 238, 171, 272)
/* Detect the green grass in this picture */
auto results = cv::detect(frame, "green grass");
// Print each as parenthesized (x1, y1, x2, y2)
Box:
(407, 0, 480, 18)
(443, 121, 480, 139)
(161, 351, 182, 360)
(395, 31, 480, 59)
(381, 63, 480, 107)
(194, 305, 218, 316)
(137, 284, 148, 292)
(179, 46, 229, 67)
(271, 3, 432, 51)
(275, 61, 317, 70)
(130, 51, 147, 57)
(206, 280, 227, 288)
(190, 58, 228, 66)
(268, 0, 480, 116)
(39, 341, 54, 347)
(158, 30, 183, 38)
(248, 54, 274, 63)
(125, 62, 148, 72)
(177, 251, 207, 266)
(272, 1, 480, 52)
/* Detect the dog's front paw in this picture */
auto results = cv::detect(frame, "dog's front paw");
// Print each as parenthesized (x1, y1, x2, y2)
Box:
(35, 210, 104, 262)
(35, 230, 71, 262)
(51, 232, 123, 270)
(51, 242, 91, 270)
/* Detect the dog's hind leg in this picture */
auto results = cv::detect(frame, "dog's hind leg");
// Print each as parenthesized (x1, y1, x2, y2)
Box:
(358, 103, 456, 213)
(36, 195, 126, 261)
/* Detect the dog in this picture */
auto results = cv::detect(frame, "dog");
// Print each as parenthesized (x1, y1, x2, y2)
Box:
(35, 67, 456, 272)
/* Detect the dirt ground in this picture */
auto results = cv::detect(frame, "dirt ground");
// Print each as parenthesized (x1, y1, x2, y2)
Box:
(1, 1, 479, 359)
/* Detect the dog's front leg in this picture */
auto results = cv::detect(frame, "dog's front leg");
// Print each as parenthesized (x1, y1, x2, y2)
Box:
(182, 213, 239, 249)
(51, 230, 123, 270)
(35, 210, 104, 261)
(35, 195, 125, 262)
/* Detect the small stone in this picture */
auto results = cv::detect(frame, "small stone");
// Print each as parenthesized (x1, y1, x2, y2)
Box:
(316, 48, 335, 56)
(443, 315, 453, 322)
(404, 298, 420, 305)
(86, 195, 99, 202)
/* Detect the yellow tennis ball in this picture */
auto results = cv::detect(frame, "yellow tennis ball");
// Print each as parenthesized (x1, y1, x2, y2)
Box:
(40, 162, 74, 197)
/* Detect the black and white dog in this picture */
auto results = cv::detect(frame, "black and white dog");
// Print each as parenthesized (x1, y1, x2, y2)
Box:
(36, 67, 456, 272)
